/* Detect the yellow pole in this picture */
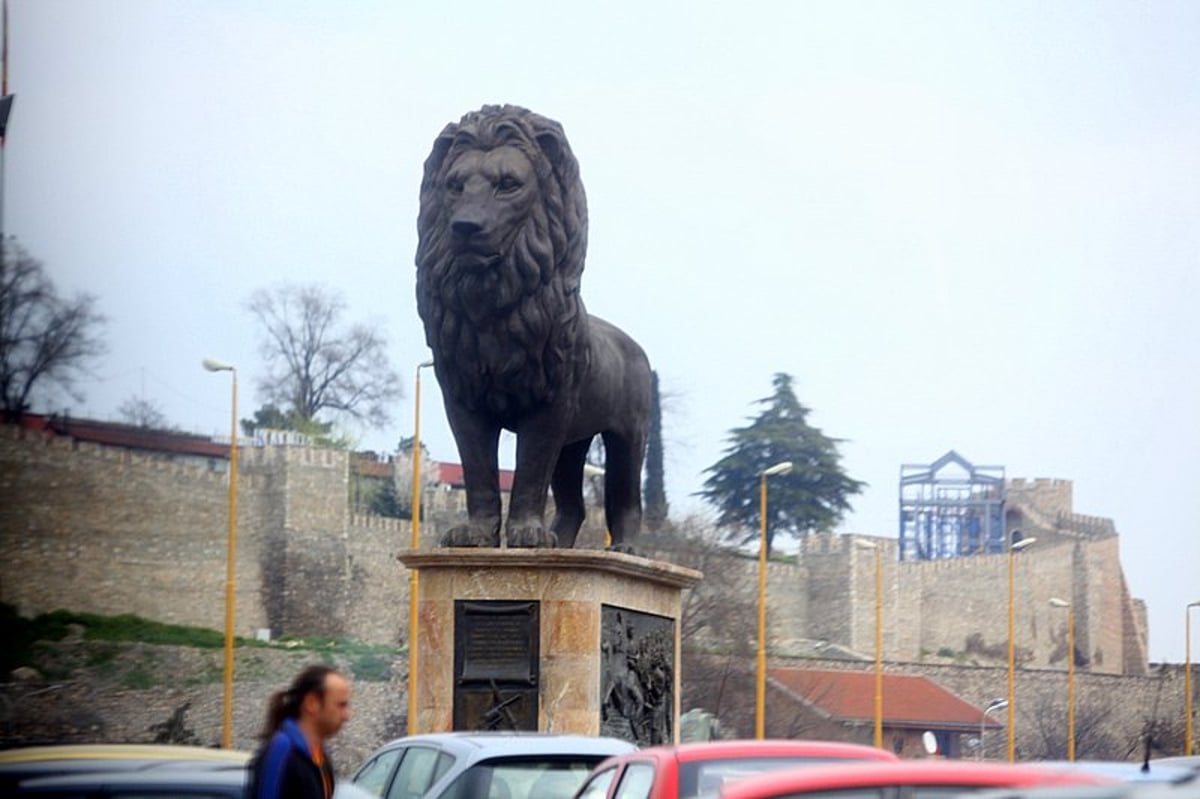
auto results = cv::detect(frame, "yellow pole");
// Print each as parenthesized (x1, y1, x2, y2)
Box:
(408, 361, 432, 735)
(1007, 546, 1016, 762)
(221, 367, 238, 749)
(1187, 601, 1198, 756)
(755, 472, 767, 740)
(1067, 605, 1075, 761)
(873, 546, 883, 749)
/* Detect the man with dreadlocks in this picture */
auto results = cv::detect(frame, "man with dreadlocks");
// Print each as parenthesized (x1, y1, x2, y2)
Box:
(249, 665, 352, 799)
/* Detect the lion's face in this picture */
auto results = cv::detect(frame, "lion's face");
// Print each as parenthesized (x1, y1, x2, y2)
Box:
(415, 105, 591, 414)
(440, 145, 542, 273)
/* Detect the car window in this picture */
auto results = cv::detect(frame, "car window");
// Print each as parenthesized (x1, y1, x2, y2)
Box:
(355, 748, 405, 797)
(775, 791, 886, 799)
(436, 759, 602, 799)
(574, 766, 618, 799)
(433, 753, 455, 785)
(110, 794, 237, 799)
(908, 787, 983, 799)
(684, 758, 863, 798)
(387, 747, 443, 799)
(612, 762, 655, 799)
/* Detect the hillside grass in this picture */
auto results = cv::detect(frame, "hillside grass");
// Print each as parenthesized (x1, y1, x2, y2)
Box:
(0, 603, 400, 680)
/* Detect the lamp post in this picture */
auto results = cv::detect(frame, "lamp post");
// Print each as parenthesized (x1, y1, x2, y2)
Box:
(979, 698, 1008, 761)
(408, 359, 434, 735)
(202, 358, 238, 749)
(756, 460, 793, 740)
(855, 540, 884, 748)
(1049, 598, 1075, 761)
(1187, 600, 1200, 756)
(1007, 534, 1036, 762)
(583, 464, 607, 546)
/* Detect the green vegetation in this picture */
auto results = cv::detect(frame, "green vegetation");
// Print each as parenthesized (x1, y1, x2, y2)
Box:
(123, 667, 156, 689)
(0, 603, 401, 676)
(699, 373, 864, 556)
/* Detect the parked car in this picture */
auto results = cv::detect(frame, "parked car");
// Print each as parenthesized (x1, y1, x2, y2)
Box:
(13, 763, 248, 797)
(1033, 762, 1197, 784)
(349, 732, 637, 799)
(0, 744, 251, 794)
(717, 760, 1117, 799)
(571, 740, 899, 799)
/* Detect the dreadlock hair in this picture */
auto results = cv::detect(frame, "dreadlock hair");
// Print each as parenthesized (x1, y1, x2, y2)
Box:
(261, 664, 339, 740)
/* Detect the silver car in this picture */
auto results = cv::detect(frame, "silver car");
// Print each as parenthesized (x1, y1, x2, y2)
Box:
(350, 732, 636, 799)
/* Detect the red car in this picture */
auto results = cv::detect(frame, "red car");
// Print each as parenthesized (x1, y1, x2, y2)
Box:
(572, 740, 899, 799)
(718, 759, 1117, 799)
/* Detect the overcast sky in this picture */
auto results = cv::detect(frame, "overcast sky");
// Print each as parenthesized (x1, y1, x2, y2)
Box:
(7, 1, 1197, 662)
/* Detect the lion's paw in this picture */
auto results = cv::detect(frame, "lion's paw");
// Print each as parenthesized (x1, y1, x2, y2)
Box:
(440, 523, 500, 548)
(606, 542, 639, 556)
(507, 521, 558, 549)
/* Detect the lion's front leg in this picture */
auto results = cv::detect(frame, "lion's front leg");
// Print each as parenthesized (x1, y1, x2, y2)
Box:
(441, 402, 503, 548)
(506, 413, 570, 548)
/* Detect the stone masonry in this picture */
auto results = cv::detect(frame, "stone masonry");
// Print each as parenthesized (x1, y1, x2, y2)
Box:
(0, 422, 1150, 677)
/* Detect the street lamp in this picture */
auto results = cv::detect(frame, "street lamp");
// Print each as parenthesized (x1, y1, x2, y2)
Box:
(1049, 597, 1075, 761)
(979, 698, 1008, 761)
(408, 359, 434, 735)
(855, 539, 884, 748)
(202, 358, 238, 749)
(583, 464, 608, 546)
(1007, 533, 1036, 762)
(756, 460, 793, 739)
(1187, 600, 1200, 756)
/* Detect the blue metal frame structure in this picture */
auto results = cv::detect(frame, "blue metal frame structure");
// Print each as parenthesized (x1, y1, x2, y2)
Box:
(898, 451, 1006, 561)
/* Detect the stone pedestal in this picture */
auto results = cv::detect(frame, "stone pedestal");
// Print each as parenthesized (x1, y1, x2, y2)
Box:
(398, 548, 702, 741)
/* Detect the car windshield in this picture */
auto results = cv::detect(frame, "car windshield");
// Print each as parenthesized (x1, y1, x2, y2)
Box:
(436, 757, 602, 799)
(684, 757, 865, 798)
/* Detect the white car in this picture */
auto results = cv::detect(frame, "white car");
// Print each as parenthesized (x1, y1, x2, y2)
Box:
(350, 732, 636, 799)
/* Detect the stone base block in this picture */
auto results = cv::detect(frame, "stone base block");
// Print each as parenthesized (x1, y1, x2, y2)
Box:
(398, 548, 701, 742)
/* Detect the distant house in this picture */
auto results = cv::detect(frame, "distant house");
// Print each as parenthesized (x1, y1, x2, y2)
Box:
(768, 668, 1001, 758)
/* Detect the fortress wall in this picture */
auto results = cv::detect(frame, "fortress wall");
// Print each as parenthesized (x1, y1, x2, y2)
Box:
(804, 530, 1135, 676)
(345, 513, 412, 645)
(0, 423, 1150, 671)
(0, 425, 270, 634)
(798, 534, 857, 650)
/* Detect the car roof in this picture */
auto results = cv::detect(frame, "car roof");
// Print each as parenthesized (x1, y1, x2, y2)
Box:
(719, 760, 1118, 799)
(371, 732, 637, 762)
(17, 765, 247, 794)
(1034, 761, 1196, 783)
(585, 738, 898, 774)
(0, 744, 251, 764)
(663, 739, 899, 763)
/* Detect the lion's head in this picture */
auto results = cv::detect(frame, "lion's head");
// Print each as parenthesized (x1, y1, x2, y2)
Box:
(416, 105, 590, 418)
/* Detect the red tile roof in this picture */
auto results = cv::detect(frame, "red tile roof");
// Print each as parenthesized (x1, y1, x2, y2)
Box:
(12, 413, 230, 458)
(436, 462, 515, 492)
(769, 668, 1001, 732)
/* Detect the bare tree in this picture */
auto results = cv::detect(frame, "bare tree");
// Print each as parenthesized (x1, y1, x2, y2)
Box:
(117, 395, 170, 429)
(389, 438, 440, 519)
(0, 240, 106, 417)
(1025, 682, 1121, 760)
(656, 517, 760, 737)
(663, 516, 756, 654)
(247, 283, 402, 428)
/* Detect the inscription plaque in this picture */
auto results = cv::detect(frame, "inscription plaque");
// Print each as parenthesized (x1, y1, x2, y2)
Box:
(454, 600, 539, 731)
(600, 605, 674, 745)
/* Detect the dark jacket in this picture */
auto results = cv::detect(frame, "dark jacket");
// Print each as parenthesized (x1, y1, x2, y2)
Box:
(250, 718, 335, 799)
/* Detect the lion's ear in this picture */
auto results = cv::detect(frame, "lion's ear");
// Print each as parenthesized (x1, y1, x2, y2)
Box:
(423, 127, 457, 178)
(534, 128, 566, 170)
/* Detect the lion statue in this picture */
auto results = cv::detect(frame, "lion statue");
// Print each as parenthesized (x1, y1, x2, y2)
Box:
(415, 104, 652, 549)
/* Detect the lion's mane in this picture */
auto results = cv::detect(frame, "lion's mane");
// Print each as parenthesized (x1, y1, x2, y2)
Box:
(416, 105, 591, 419)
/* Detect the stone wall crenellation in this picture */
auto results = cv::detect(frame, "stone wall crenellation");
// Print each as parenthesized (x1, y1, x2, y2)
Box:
(0, 424, 1148, 679)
